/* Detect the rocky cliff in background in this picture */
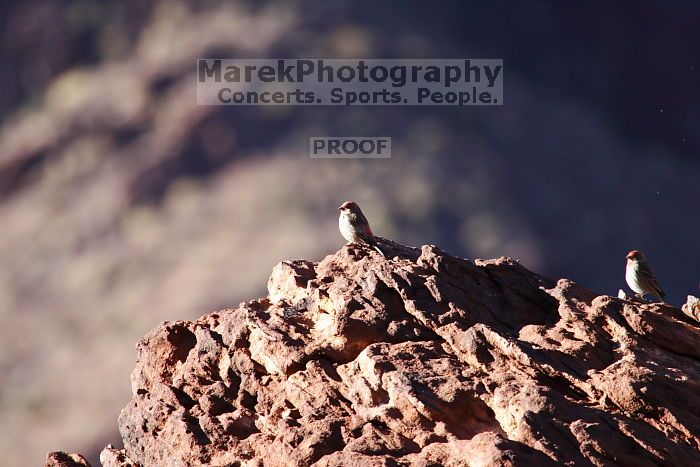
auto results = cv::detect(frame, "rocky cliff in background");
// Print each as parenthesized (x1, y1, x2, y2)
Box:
(50, 241, 700, 466)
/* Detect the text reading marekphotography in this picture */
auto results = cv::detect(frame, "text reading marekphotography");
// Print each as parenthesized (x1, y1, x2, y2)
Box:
(197, 59, 503, 106)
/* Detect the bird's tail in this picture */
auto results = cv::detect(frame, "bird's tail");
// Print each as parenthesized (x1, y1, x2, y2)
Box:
(359, 232, 386, 258)
(371, 242, 386, 258)
(652, 286, 666, 304)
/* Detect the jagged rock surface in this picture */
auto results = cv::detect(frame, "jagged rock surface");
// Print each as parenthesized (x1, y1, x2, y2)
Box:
(46, 452, 91, 467)
(683, 295, 700, 323)
(100, 242, 700, 466)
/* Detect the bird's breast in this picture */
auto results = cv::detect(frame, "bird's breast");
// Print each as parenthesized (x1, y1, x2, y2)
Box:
(339, 214, 359, 243)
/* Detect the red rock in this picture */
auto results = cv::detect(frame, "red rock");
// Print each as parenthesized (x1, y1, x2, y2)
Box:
(100, 445, 137, 467)
(683, 295, 700, 323)
(45, 452, 91, 467)
(59, 241, 700, 465)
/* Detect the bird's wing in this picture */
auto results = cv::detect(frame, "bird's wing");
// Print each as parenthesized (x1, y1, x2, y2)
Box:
(356, 211, 373, 235)
(357, 231, 378, 247)
(638, 262, 666, 299)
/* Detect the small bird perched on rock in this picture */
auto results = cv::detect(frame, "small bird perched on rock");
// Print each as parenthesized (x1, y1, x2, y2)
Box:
(625, 250, 666, 303)
(338, 201, 386, 257)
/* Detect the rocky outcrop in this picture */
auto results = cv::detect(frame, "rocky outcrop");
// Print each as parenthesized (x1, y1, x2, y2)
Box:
(683, 295, 700, 323)
(46, 452, 91, 467)
(75, 241, 700, 465)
